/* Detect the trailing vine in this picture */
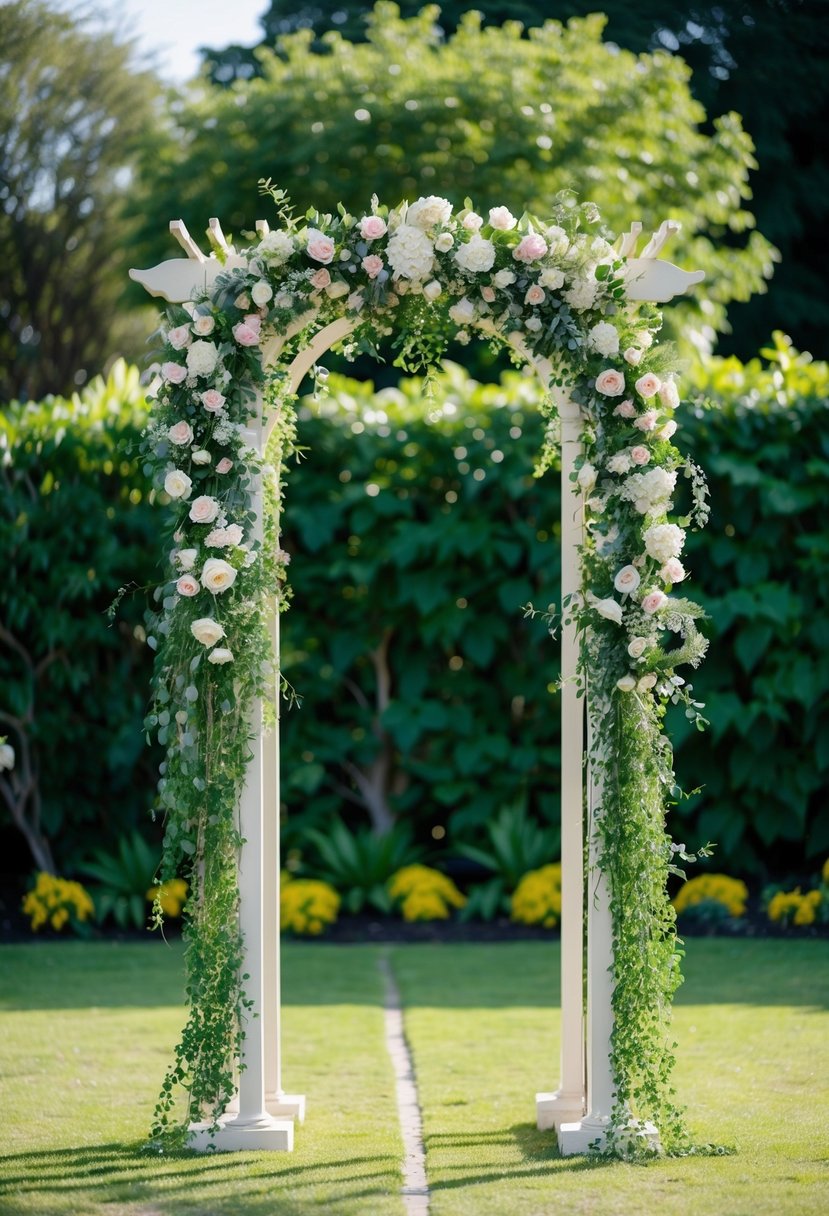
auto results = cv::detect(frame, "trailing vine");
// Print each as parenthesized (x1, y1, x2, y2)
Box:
(138, 188, 711, 1153)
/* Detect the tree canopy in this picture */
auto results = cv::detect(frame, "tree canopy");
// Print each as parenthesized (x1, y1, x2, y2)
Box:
(0, 0, 159, 400)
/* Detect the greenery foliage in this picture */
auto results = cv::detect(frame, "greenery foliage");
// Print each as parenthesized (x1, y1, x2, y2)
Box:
(301, 819, 423, 914)
(0, 0, 159, 399)
(77, 829, 162, 930)
(131, 3, 774, 352)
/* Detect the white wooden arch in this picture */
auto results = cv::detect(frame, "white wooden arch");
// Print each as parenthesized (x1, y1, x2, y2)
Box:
(131, 217, 703, 1153)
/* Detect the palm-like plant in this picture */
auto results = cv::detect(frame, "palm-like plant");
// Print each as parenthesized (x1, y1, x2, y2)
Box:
(302, 819, 423, 914)
(454, 804, 560, 922)
(77, 829, 160, 929)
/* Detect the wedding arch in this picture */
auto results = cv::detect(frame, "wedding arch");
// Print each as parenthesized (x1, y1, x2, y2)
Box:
(130, 189, 709, 1157)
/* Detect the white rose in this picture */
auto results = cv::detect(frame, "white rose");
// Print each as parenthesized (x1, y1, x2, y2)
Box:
(577, 462, 597, 492)
(463, 211, 483, 231)
(525, 315, 542, 333)
(623, 347, 643, 366)
(176, 548, 198, 571)
(192, 314, 215, 337)
(614, 565, 641, 594)
(168, 420, 194, 446)
(201, 558, 237, 594)
(644, 523, 685, 564)
(493, 269, 516, 288)
(164, 469, 192, 500)
(191, 618, 225, 647)
(435, 232, 454, 253)
(207, 647, 234, 665)
(423, 280, 442, 301)
(538, 267, 565, 290)
(189, 495, 220, 524)
(449, 297, 476, 326)
(488, 206, 517, 230)
(659, 379, 680, 410)
(659, 420, 678, 441)
(616, 676, 637, 693)
(191, 449, 211, 465)
(593, 596, 624, 625)
(325, 280, 349, 299)
(637, 672, 658, 692)
(0, 743, 14, 771)
(588, 322, 620, 357)
(186, 340, 220, 378)
(454, 235, 496, 274)
(627, 636, 649, 658)
(407, 195, 453, 229)
(251, 280, 274, 307)
(385, 224, 435, 281)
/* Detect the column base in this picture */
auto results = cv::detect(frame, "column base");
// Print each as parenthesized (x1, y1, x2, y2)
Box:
(266, 1092, 306, 1122)
(536, 1090, 585, 1132)
(188, 1112, 294, 1152)
(558, 1115, 660, 1157)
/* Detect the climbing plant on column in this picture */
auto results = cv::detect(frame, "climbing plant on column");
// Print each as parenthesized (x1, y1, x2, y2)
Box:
(139, 186, 710, 1151)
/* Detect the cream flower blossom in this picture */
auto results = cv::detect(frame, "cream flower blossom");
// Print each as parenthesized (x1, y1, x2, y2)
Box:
(201, 558, 237, 594)
(207, 647, 234, 664)
(407, 195, 453, 229)
(454, 235, 496, 273)
(386, 225, 435, 281)
(164, 469, 192, 499)
(186, 341, 220, 378)
(191, 618, 225, 647)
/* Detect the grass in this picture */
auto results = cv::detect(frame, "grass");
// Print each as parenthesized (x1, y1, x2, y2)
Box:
(0, 939, 827, 1215)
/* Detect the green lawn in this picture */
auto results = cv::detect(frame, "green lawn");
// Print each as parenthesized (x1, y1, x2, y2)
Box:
(0, 939, 827, 1215)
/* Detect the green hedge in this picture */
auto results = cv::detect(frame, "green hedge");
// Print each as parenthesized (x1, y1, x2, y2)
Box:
(2, 340, 827, 879)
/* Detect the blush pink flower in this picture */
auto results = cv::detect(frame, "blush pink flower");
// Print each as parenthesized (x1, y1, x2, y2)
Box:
(310, 267, 331, 290)
(635, 372, 662, 399)
(488, 206, 517, 230)
(306, 229, 336, 264)
(595, 369, 626, 397)
(480, 285, 496, 303)
(613, 399, 636, 418)
(634, 410, 658, 432)
(201, 389, 225, 412)
(216, 457, 233, 474)
(189, 495, 220, 524)
(359, 215, 387, 240)
(513, 232, 549, 263)
(641, 589, 669, 614)
(167, 325, 192, 350)
(233, 319, 260, 347)
(661, 558, 686, 583)
(630, 445, 651, 465)
(162, 361, 187, 385)
(362, 254, 384, 279)
(525, 284, 546, 306)
(176, 574, 200, 597)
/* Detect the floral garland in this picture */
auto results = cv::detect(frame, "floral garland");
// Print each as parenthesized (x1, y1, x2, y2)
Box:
(141, 186, 709, 1152)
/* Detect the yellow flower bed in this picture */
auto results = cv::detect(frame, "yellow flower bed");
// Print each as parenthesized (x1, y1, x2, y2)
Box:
(511, 863, 562, 928)
(673, 873, 748, 919)
(387, 864, 466, 922)
(822, 856, 829, 885)
(22, 872, 95, 932)
(146, 878, 188, 918)
(280, 874, 340, 935)
(767, 887, 822, 927)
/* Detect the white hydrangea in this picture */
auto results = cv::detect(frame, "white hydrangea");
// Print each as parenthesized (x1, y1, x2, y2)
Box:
(386, 224, 435, 281)
(448, 297, 476, 326)
(643, 522, 686, 563)
(186, 340, 220, 378)
(258, 230, 295, 264)
(454, 235, 496, 273)
(406, 195, 453, 230)
(587, 322, 620, 357)
(621, 467, 678, 515)
(562, 276, 598, 312)
(607, 452, 632, 475)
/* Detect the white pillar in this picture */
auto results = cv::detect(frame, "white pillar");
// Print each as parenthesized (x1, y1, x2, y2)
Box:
(189, 419, 294, 1151)
(536, 391, 586, 1131)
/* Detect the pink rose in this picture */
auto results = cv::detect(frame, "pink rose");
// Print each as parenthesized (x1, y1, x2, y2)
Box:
(216, 458, 233, 474)
(359, 215, 387, 240)
(488, 206, 517, 231)
(167, 325, 192, 350)
(635, 372, 662, 399)
(201, 389, 225, 412)
(176, 574, 200, 597)
(162, 361, 187, 385)
(481, 286, 496, 303)
(634, 410, 658, 432)
(641, 589, 669, 614)
(613, 399, 636, 418)
(189, 495, 220, 524)
(513, 232, 549, 263)
(306, 229, 336, 264)
(233, 320, 260, 347)
(168, 420, 194, 446)
(661, 558, 686, 583)
(362, 254, 384, 279)
(310, 268, 331, 290)
(614, 565, 641, 594)
(630, 445, 650, 465)
(525, 284, 546, 306)
(595, 369, 626, 397)
(463, 212, 483, 231)
(192, 314, 215, 337)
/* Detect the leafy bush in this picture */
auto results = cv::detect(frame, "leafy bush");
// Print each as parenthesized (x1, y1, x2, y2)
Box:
(77, 829, 162, 930)
(0, 361, 160, 873)
(300, 818, 422, 913)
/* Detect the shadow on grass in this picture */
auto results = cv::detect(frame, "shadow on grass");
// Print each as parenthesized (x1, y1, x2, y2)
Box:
(420, 1124, 617, 1192)
(0, 1142, 398, 1216)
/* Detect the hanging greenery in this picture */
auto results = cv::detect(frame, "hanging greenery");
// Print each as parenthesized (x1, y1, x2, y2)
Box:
(140, 186, 710, 1152)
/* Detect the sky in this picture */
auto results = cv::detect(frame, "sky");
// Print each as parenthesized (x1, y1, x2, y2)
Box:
(58, 0, 270, 82)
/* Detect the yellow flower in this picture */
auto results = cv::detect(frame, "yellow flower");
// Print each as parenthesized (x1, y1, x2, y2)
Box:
(673, 874, 748, 919)
(768, 887, 822, 927)
(511, 864, 563, 927)
(388, 865, 466, 921)
(147, 878, 188, 918)
(280, 879, 340, 935)
(22, 872, 95, 933)
(822, 857, 829, 886)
